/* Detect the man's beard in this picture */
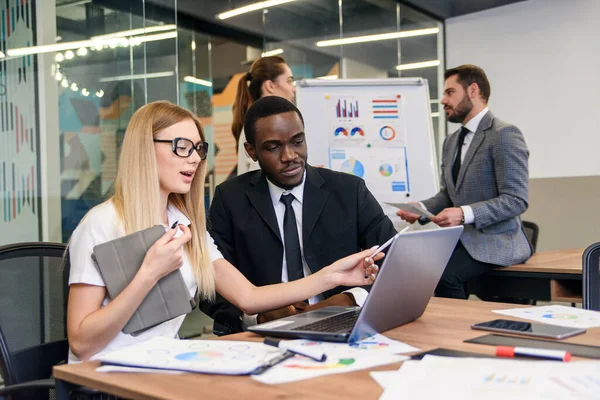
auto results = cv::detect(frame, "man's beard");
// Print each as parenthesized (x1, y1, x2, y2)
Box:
(446, 95, 473, 124)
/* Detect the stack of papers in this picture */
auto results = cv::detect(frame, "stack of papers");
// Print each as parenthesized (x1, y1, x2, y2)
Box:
(97, 334, 418, 384)
(378, 355, 600, 400)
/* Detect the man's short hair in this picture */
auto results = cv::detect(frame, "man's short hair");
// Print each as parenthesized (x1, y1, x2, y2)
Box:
(444, 64, 491, 103)
(244, 96, 304, 146)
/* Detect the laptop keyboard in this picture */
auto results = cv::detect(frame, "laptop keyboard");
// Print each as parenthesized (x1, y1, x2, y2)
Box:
(291, 309, 361, 333)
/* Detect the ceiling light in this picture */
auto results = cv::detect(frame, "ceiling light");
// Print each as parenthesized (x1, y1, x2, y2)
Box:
(55, 52, 64, 62)
(261, 48, 284, 57)
(183, 76, 213, 87)
(65, 50, 75, 59)
(70, 83, 78, 91)
(55, 72, 63, 81)
(61, 79, 69, 88)
(137, 31, 177, 43)
(95, 90, 104, 98)
(99, 71, 175, 83)
(316, 27, 439, 47)
(191, 40, 196, 51)
(6, 32, 176, 58)
(91, 24, 176, 40)
(81, 88, 90, 96)
(76, 47, 88, 56)
(218, 0, 296, 20)
(396, 60, 440, 70)
(0, 51, 4, 58)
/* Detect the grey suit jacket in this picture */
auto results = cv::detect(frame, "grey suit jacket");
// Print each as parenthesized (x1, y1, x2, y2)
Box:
(422, 110, 532, 266)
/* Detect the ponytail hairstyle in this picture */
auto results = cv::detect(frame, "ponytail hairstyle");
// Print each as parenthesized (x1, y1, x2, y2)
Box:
(231, 55, 287, 146)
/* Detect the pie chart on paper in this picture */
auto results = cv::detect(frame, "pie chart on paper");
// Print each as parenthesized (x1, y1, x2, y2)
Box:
(379, 164, 393, 177)
(340, 158, 365, 178)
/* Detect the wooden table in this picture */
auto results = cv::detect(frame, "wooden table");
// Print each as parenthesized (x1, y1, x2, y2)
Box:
(53, 298, 600, 400)
(469, 248, 584, 302)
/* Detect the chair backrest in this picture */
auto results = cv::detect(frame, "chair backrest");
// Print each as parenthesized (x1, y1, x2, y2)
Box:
(583, 242, 600, 311)
(522, 220, 539, 253)
(0, 242, 70, 388)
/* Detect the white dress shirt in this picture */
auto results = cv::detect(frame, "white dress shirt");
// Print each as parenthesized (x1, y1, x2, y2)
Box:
(419, 107, 489, 224)
(68, 201, 223, 363)
(242, 172, 368, 327)
(455, 107, 489, 224)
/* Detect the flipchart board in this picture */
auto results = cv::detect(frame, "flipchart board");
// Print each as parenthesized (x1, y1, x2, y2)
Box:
(295, 78, 439, 203)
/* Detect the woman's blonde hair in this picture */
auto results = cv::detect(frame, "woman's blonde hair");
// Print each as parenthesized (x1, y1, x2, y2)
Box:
(112, 100, 215, 300)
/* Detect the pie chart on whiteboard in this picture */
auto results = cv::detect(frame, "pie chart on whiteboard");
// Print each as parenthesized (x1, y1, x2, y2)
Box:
(379, 125, 396, 141)
(340, 158, 365, 178)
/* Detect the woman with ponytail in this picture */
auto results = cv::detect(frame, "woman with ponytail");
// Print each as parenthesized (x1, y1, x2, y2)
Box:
(232, 56, 296, 175)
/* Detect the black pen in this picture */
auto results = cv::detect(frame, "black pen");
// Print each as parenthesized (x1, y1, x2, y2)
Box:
(250, 351, 295, 375)
(171, 220, 179, 229)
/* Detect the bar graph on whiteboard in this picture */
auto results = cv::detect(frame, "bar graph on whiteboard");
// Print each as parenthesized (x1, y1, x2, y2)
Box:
(371, 95, 400, 119)
(333, 96, 360, 119)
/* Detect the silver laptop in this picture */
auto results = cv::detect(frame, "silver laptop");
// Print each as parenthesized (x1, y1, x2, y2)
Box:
(248, 226, 463, 343)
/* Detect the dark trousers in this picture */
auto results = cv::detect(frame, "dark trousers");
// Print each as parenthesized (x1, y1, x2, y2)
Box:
(435, 241, 496, 299)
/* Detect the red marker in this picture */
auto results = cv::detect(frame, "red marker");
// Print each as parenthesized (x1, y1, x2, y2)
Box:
(496, 346, 571, 362)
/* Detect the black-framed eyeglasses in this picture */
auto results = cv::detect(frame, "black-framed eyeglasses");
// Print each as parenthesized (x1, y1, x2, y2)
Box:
(153, 137, 209, 160)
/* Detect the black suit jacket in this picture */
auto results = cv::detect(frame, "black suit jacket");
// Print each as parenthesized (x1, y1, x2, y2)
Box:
(201, 165, 397, 333)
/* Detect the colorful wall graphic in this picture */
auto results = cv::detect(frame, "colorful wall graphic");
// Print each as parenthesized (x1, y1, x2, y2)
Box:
(0, 0, 41, 245)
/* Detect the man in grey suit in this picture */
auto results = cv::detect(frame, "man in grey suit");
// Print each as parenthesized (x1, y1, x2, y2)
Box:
(398, 64, 532, 299)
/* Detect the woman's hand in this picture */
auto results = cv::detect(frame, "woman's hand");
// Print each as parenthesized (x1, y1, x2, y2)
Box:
(321, 247, 384, 287)
(138, 224, 192, 283)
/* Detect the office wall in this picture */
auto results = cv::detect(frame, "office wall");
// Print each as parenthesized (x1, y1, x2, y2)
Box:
(446, 0, 600, 251)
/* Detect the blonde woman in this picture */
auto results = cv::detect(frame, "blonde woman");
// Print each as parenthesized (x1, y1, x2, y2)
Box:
(67, 101, 380, 362)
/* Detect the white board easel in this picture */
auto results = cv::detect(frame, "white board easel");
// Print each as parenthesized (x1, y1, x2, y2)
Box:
(295, 78, 439, 203)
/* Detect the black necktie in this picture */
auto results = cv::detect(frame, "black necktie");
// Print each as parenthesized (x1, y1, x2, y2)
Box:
(281, 194, 304, 282)
(451, 127, 469, 184)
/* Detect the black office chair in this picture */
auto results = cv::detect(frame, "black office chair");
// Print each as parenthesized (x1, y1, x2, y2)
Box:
(0, 242, 70, 400)
(582, 242, 600, 311)
(467, 220, 539, 304)
(523, 220, 539, 253)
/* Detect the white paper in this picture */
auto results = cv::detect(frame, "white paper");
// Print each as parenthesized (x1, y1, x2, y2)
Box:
(493, 305, 600, 329)
(286, 333, 420, 356)
(98, 337, 282, 375)
(379, 355, 600, 400)
(252, 354, 406, 385)
(393, 202, 435, 219)
(251, 334, 413, 385)
(370, 370, 401, 389)
(329, 147, 410, 202)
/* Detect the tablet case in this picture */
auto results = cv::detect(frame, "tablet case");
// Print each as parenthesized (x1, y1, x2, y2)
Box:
(92, 225, 192, 335)
(465, 334, 600, 359)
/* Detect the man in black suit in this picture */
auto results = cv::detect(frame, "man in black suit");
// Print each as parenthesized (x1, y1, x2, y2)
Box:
(201, 96, 396, 334)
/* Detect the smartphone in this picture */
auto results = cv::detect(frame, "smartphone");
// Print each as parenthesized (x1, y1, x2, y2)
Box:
(471, 319, 586, 340)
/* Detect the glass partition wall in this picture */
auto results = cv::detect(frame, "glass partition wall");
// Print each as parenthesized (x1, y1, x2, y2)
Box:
(0, 0, 444, 245)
